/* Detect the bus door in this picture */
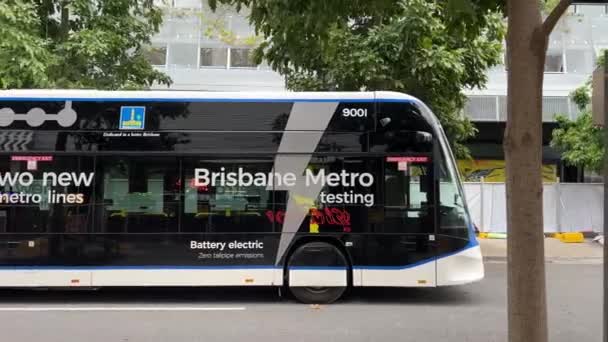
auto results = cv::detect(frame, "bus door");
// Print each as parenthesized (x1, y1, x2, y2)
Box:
(360, 154, 436, 286)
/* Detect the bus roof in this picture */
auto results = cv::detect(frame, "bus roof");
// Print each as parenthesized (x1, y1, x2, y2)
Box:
(0, 90, 420, 103)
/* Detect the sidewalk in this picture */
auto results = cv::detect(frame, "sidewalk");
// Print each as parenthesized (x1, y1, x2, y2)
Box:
(479, 237, 604, 262)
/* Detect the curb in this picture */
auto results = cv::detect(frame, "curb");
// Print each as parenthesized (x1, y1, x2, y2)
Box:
(478, 231, 600, 242)
(552, 232, 585, 243)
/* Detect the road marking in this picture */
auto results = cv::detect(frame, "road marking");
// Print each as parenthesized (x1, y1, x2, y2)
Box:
(0, 307, 246, 312)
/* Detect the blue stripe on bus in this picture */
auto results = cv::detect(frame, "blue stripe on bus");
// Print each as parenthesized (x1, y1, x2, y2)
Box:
(0, 265, 279, 270)
(0, 242, 479, 271)
(0, 98, 415, 103)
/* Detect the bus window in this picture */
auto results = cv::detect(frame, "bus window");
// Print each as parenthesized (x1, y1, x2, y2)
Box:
(181, 158, 274, 233)
(382, 159, 434, 234)
(96, 157, 180, 234)
(438, 157, 470, 239)
(272, 156, 346, 234)
(0, 155, 95, 234)
(340, 157, 382, 233)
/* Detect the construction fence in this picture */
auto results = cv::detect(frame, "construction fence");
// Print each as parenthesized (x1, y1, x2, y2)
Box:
(463, 182, 604, 233)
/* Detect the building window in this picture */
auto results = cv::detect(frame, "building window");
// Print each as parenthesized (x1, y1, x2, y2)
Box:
(172, 0, 202, 8)
(542, 96, 570, 121)
(464, 95, 574, 122)
(153, 0, 169, 7)
(145, 46, 167, 67)
(230, 48, 257, 68)
(565, 49, 595, 74)
(167, 43, 198, 68)
(505, 50, 565, 73)
(574, 4, 608, 16)
(464, 96, 498, 121)
(200, 47, 228, 68)
(544, 51, 564, 72)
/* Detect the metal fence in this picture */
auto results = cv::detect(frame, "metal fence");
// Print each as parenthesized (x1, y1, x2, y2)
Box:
(463, 182, 604, 233)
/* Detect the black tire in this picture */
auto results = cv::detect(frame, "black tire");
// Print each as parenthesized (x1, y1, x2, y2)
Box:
(287, 241, 348, 304)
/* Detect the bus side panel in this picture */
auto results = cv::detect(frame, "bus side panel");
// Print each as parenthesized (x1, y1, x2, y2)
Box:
(0, 232, 284, 287)
(356, 234, 436, 287)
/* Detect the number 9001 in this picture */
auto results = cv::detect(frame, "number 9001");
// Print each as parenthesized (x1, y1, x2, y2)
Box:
(342, 108, 368, 117)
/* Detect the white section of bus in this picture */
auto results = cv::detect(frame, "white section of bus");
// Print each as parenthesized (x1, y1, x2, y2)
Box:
(0, 246, 482, 288)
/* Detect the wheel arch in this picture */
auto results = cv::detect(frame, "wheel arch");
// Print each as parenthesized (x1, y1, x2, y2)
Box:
(282, 235, 354, 287)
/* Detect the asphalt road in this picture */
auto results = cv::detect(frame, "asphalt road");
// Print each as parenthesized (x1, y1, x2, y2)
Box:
(0, 262, 602, 342)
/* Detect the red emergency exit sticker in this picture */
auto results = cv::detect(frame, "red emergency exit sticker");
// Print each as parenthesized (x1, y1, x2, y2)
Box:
(386, 156, 429, 163)
(11, 155, 54, 171)
(11, 156, 53, 162)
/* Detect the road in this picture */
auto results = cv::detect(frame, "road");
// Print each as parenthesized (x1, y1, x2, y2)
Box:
(0, 262, 602, 342)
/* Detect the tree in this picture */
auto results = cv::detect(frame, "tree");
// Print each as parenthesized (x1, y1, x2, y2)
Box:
(0, 0, 171, 90)
(0, 1, 53, 88)
(503, 0, 573, 341)
(552, 112, 603, 173)
(551, 53, 606, 174)
(209, 0, 506, 158)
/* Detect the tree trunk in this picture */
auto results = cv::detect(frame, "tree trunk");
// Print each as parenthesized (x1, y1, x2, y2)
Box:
(505, 1, 548, 342)
(60, 2, 69, 41)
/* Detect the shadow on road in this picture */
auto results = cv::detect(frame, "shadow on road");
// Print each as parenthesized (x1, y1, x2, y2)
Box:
(0, 285, 480, 306)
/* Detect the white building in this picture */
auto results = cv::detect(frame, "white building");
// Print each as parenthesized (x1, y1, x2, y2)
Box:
(465, 4, 607, 122)
(149, 0, 285, 91)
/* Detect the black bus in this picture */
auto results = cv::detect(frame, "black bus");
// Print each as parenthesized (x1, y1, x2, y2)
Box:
(0, 90, 482, 303)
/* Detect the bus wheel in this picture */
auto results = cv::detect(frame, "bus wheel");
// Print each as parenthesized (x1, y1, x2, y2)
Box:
(287, 241, 348, 304)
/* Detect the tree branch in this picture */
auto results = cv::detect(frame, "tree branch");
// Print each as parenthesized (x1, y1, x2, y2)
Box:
(542, 0, 573, 36)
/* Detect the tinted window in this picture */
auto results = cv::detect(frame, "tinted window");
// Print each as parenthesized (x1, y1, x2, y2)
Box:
(438, 155, 470, 239)
(181, 157, 274, 233)
(95, 157, 180, 233)
(341, 157, 382, 234)
(0, 155, 95, 233)
(381, 156, 434, 234)
(271, 156, 352, 234)
(370, 102, 434, 153)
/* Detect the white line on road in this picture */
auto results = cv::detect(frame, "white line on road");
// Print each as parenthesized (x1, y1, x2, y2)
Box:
(0, 307, 246, 312)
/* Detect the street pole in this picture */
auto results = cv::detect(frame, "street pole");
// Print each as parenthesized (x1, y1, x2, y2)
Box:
(604, 48, 608, 342)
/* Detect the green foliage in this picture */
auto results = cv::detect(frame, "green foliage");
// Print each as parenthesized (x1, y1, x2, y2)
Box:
(0, 0, 171, 90)
(0, 1, 53, 88)
(551, 50, 607, 173)
(210, 0, 506, 157)
(541, 0, 562, 13)
(551, 112, 603, 173)
(570, 85, 590, 111)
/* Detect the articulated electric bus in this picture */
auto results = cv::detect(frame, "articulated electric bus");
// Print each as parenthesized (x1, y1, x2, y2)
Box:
(0, 90, 482, 303)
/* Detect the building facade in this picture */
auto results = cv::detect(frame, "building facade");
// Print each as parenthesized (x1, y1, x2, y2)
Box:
(149, 2, 608, 182)
(149, 0, 285, 91)
(462, 4, 608, 183)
